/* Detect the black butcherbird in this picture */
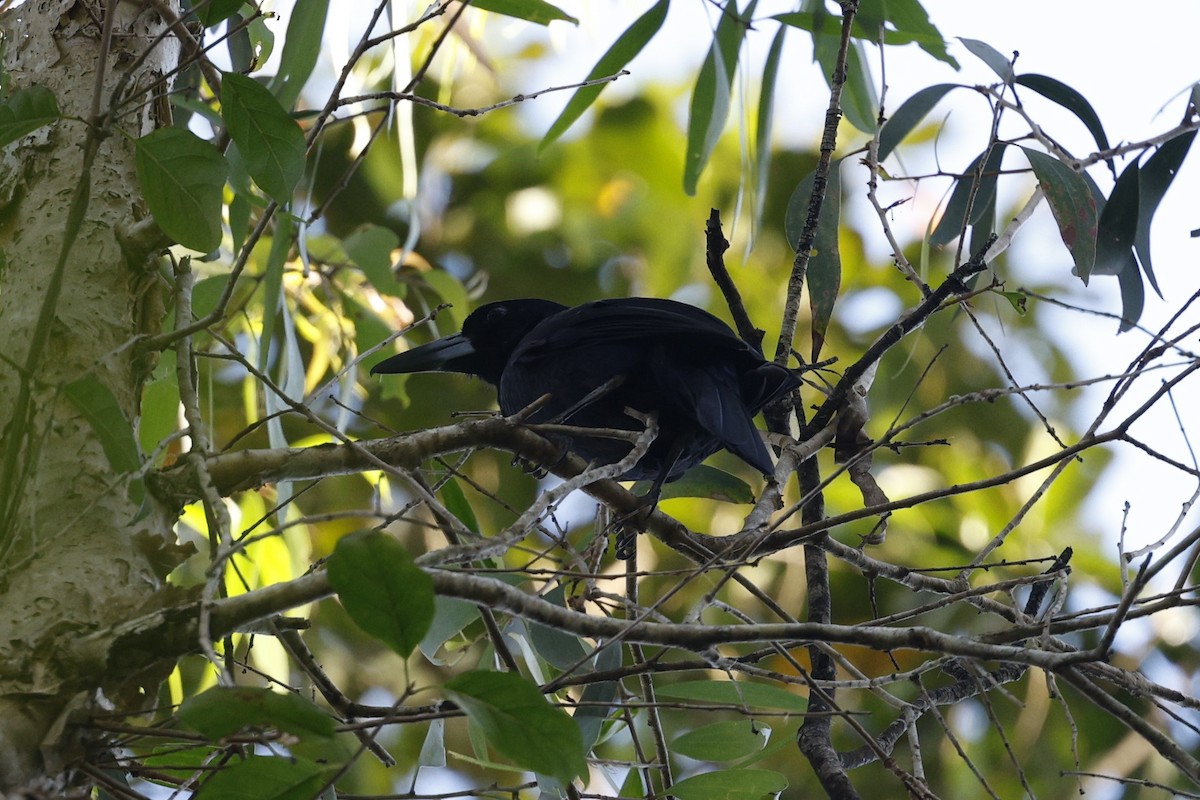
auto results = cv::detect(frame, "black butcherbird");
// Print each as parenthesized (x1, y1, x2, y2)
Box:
(371, 298, 798, 532)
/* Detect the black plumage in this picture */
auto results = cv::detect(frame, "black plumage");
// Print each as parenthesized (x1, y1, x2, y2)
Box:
(371, 297, 798, 500)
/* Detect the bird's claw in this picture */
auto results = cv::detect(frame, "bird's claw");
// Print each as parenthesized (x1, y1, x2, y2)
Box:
(610, 500, 655, 560)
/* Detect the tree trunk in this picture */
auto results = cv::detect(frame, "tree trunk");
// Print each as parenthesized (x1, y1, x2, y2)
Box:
(0, 1, 179, 789)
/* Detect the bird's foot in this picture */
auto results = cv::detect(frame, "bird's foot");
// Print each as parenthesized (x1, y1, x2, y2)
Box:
(510, 437, 570, 478)
(610, 499, 655, 560)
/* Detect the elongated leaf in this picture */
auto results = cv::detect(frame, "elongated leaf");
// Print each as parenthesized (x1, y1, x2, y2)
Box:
(1116, 236, 1144, 333)
(0, 85, 60, 147)
(1136, 130, 1195, 297)
(221, 72, 306, 203)
(873, 0, 958, 66)
(1094, 158, 1140, 277)
(419, 594, 480, 663)
(771, 9, 956, 64)
(64, 376, 139, 474)
(575, 644, 621, 751)
(784, 162, 843, 360)
(327, 530, 435, 658)
(669, 768, 789, 800)
(194, 755, 335, 800)
(1021, 147, 1097, 280)
(343, 223, 401, 294)
(471, 0, 578, 25)
(958, 37, 1012, 83)
(540, 0, 667, 151)
(444, 670, 587, 784)
(135, 128, 229, 252)
(419, 719, 447, 767)
(878, 83, 960, 161)
(226, 13, 255, 73)
(753, 26, 786, 229)
(1094, 159, 1142, 331)
(673, 720, 769, 762)
(684, 0, 753, 195)
(812, 21, 877, 134)
(179, 686, 335, 741)
(634, 463, 754, 503)
(655, 679, 808, 712)
(138, 371, 179, 459)
(196, 0, 244, 27)
(1015, 74, 1111, 166)
(269, 0, 328, 108)
(930, 144, 1006, 247)
(438, 476, 480, 533)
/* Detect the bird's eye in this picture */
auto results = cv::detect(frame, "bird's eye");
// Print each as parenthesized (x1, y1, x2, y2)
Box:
(486, 307, 508, 323)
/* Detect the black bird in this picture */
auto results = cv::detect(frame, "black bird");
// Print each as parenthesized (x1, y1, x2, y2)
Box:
(371, 297, 798, 507)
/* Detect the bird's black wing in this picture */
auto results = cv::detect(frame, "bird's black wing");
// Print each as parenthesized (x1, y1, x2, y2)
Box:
(511, 298, 782, 475)
(652, 350, 776, 474)
(513, 298, 757, 359)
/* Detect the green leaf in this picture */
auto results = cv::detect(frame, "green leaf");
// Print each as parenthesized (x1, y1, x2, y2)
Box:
(135, 128, 229, 252)
(866, 0, 958, 66)
(655, 679, 808, 712)
(783, 163, 842, 361)
(327, 530, 435, 658)
(196, 0, 244, 27)
(226, 13, 256, 73)
(419, 719, 447, 767)
(194, 755, 336, 800)
(527, 618, 589, 671)
(257, 222, 292, 372)
(191, 274, 233, 321)
(752, 26, 786, 229)
(422, 270, 471, 330)
(1094, 158, 1140, 277)
(930, 144, 1006, 247)
(470, 0, 579, 25)
(1014, 74, 1111, 161)
(438, 476, 480, 534)
(221, 72, 306, 203)
(248, 15, 277, 69)
(999, 291, 1028, 315)
(772, 7, 957, 65)
(179, 686, 336, 740)
(635, 463, 754, 504)
(684, 1, 753, 195)
(0, 85, 60, 147)
(269, 0, 329, 109)
(673, 720, 769, 762)
(419, 594, 481, 663)
(527, 588, 588, 670)
(811, 20, 877, 134)
(540, 0, 667, 151)
(64, 375, 139, 474)
(1135, 130, 1195, 297)
(957, 37, 1012, 83)
(1021, 147, 1097, 280)
(575, 644, 621, 751)
(444, 670, 587, 784)
(878, 83, 960, 161)
(1115, 234, 1145, 333)
(343, 223, 401, 294)
(668, 768, 789, 800)
(1094, 159, 1142, 331)
(138, 373, 180, 459)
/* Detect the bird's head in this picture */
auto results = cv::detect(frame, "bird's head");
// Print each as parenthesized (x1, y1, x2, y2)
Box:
(370, 299, 566, 385)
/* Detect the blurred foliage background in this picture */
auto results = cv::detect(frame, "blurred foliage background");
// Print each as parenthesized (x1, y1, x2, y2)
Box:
(114, 0, 1200, 797)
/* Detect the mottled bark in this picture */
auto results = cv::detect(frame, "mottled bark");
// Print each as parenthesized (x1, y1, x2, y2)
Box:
(0, 0, 179, 789)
